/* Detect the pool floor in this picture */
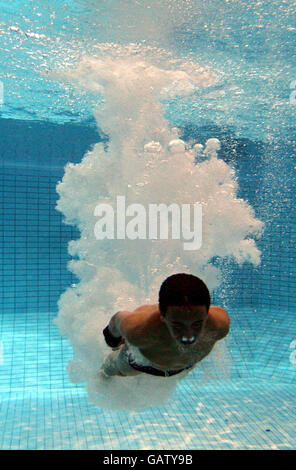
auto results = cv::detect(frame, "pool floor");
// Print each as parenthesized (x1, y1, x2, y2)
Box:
(0, 306, 295, 450)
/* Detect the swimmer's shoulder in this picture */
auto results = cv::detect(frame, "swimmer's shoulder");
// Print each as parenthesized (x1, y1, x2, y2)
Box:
(132, 303, 159, 314)
(119, 304, 161, 347)
(207, 306, 230, 340)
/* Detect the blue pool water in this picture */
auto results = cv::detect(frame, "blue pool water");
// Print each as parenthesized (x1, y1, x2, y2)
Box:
(0, 0, 296, 450)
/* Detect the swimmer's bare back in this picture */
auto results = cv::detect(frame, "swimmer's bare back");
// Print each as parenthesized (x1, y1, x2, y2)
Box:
(108, 304, 230, 371)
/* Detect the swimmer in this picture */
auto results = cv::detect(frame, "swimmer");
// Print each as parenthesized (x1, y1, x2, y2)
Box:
(99, 273, 230, 379)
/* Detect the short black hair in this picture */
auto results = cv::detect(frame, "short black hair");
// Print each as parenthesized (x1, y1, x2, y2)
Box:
(158, 273, 210, 316)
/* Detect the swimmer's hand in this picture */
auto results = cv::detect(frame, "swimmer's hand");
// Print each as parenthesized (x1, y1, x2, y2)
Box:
(103, 325, 123, 349)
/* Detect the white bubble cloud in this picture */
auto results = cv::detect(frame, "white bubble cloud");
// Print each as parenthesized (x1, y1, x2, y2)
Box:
(54, 46, 263, 410)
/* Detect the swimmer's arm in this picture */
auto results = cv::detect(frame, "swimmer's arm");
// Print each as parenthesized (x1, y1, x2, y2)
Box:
(209, 306, 230, 341)
(216, 308, 230, 340)
(108, 311, 152, 347)
(103, 311, 131, 348)
(108, 311, 129, 338)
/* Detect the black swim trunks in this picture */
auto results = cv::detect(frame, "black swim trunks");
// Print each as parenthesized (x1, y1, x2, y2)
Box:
(128, 354, 193, 377)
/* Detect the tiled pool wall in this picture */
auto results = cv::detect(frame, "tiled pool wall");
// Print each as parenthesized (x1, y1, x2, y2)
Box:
(0, 118, 99, 317)
(1, 118, 295, 315)
(0, 118, 295, 382)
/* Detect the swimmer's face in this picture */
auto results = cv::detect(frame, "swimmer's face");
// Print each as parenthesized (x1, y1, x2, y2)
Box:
(161, 305, 208, 349)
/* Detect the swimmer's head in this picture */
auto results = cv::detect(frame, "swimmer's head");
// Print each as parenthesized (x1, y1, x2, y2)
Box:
(158, 273, 210, 348)
(158, 273, 210, 315)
